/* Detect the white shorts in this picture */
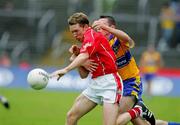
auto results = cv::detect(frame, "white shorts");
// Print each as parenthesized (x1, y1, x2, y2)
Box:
(82, 73, 123, 105)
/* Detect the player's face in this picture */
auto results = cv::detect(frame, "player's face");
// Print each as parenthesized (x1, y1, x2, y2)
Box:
(69, 24, 85, 42)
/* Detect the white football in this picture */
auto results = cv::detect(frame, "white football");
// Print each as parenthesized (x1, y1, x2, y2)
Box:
(27, 68, 49, 90)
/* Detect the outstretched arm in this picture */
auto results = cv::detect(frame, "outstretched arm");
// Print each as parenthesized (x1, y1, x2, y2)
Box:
(66, 52, 89, 71)
(51, 52, 89, 80)
(69, 45, 90, 79)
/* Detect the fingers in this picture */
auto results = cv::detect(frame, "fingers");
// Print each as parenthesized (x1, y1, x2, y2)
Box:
(49, 71, 64, 81)
(88, 66, 96, 72)
(90, 61, 99, 66)
(49, 72, 58, 78)
(57, 74, 63, 80)
(69, 45, 80, 55)
(90, 65, 98, 70)
(92, 21, 97, 29)
(92, 24, 100, 31)
(49, 74, 58, 79)
(69, 45, 76, 53)
(73, 47, 80, 56)
(92, 20, 99, 28)
(51, 74, 63, 81)
(89, 63, 98, 72)
(84, 59, 98, 72)
(88, 59, 98, 65)
(92, 20, 102, 31)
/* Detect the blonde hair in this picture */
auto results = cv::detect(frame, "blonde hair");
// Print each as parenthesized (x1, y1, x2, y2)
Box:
(68, 12, 89, 26)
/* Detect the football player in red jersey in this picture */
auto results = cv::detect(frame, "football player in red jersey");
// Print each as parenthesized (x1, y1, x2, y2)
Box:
(51, 12, 123, 125)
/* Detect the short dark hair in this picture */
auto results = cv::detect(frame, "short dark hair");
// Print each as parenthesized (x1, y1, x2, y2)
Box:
(99, 15, 116, 26)
(68, 12, 89, 26)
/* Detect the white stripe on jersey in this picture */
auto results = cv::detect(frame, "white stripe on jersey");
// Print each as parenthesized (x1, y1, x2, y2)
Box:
(100, 43, 116, 64)
(89, 29, 95, 56)
(96, 54, 106, 75)
(90, 29, 95, 40)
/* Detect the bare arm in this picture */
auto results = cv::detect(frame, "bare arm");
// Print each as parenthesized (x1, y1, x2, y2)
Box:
(93, 20, 135, 48)
(69, 45, 89, 78)
(101, 24, 135, 48)
(65, 52, 89, 72)
(50, 52, 89, 79)
(69, 53, 89, 78)
(70, 55, 97, 78)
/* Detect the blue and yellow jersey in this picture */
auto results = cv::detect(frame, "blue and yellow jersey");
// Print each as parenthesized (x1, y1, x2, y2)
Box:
(140, 51, 161, 74)
(109, 35, 140, 81)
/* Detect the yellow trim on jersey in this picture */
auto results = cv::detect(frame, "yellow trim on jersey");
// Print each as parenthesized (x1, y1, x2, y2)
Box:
(135, 76, 141, 85)
(131, 90, 138, 99)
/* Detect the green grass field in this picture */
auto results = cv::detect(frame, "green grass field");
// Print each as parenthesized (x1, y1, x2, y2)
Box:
(0, 87, 180, 125)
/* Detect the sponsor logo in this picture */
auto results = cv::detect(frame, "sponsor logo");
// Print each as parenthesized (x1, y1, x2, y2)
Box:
(81, 42, 92, 52)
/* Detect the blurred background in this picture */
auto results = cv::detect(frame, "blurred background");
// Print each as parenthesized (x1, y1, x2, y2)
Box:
(0, 0, 179, 125)
(0, 0, 179, 67)
(0, 0, 179, 93)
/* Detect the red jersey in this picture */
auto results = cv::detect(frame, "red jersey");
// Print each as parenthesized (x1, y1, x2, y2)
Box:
(80, 28, 117, 78)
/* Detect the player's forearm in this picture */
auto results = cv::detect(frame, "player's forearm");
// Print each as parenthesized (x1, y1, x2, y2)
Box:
(69, 54, 77, 62)
(65, 53, 89, 72)
(112, 29, 134, 48)
(102, 25, 135, 48)
(102, 25, 128, 41)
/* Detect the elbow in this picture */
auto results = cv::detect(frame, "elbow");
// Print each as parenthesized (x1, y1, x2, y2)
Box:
(129, 39, 135, 48)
